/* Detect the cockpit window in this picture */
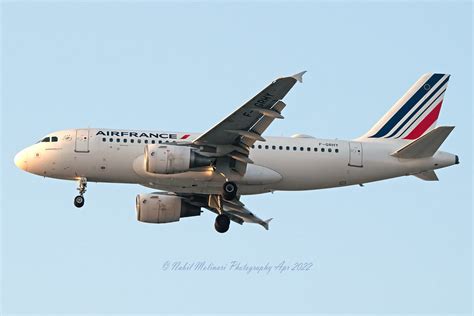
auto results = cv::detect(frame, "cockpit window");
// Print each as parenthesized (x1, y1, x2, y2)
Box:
(37, 136, 59, 143)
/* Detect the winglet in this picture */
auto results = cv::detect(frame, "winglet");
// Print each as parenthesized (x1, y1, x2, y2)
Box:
(291, 71, 307, 83)
(262, 218, 273, 230)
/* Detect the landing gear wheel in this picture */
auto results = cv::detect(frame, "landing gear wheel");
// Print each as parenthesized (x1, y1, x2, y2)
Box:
(74, 177, 87, 208)
(214, 214, 230, 233)
(222, 181, 237, 201)
(74, 195, 85, 208)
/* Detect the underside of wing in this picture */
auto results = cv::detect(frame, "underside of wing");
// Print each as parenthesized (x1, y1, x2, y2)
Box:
(181, 193, 273, 230)
(192, 71, 306, 174)
(221, 199, 273, 230)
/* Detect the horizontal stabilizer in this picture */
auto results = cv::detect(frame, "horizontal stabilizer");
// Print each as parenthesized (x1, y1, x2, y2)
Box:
(392, 126, 454, 159)
(413, 170, 439, 181)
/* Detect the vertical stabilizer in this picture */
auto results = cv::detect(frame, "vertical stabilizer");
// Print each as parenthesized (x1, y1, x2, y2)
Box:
(362, 73, 450, 140)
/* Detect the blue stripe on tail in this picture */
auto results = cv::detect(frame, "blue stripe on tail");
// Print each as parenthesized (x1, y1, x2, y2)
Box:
(385, 75, 449, 138)
(370, 73, 444, 138)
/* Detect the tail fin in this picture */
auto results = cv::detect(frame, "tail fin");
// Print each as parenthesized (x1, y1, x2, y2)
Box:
(362, 73, 450, 140)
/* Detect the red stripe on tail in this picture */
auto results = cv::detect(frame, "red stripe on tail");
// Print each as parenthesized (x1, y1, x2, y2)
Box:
(403, 101, 443, 140)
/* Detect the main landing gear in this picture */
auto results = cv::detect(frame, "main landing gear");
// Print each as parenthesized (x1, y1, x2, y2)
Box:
(210, 181, 239, 233)
(222, 181, 237, 201)
(214, 214, 230, 233)
(74, 177, 87, 208)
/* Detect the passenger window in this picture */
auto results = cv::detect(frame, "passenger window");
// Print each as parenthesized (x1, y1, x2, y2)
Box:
(314, 148, 318, 152)
(272, 145, 276, 150)
(300, 147, 304, 151)
(158, 140, 162, 144)
(116, 138, 120, 143)
(41, 137, 50, 142)
(137, 139, 142, 144)
(258, 145, 262, 149)
(102, 138, 106, 142)
(152, 140, 156, 144)
(265, 145, 269, 149)
(144, 140, 149, 144)
(109, 138, 113, 142)
(321, 148, 325, 152)
(286, 146, 290, 150)
(251, 145, 255, 148)
(293, 146, 297, 151)
(131, 139, 135, 143)
(52, 136, 58, 142)
(307, 147, 311, 151)
(279, 146, 283, 150)
(335, 149, 339, 153)
(123, 139, 128, 143)
(328, 148, 332, 152)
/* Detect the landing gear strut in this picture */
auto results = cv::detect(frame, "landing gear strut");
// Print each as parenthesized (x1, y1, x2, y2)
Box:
(74, 177, 87, 208)
(222, 181, 237, 201)
(214, 214, 230, 233)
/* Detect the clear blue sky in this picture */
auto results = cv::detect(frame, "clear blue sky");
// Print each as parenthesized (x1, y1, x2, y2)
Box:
(1, 1, 472, 315)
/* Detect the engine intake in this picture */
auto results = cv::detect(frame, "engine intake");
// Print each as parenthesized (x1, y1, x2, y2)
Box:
(144, 144, 213, 174)
(135, 193, 201, 223)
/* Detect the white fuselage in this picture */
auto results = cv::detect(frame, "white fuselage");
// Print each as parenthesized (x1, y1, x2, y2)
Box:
(14, 128, 457, 195)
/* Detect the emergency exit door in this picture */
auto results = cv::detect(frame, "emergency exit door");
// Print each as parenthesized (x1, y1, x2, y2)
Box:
(348, 142, 363, 167)
(75, 129, 90, 153)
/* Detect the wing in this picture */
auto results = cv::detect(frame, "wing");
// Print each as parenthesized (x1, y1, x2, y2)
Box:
(178, 193, 273, 230)
(193, 71, 306, 172)
(205, 197, 272, 230)
(222, 199, 273, 230)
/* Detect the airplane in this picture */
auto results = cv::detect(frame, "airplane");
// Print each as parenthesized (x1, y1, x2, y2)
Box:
(14, 71, 459, 233)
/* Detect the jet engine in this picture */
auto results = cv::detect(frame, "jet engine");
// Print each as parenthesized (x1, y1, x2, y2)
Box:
(144, 144, 213, 174)
(135, 193, 201, 223)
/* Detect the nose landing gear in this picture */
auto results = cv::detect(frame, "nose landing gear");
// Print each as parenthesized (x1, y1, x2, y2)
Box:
(74, 177, 87, 208)
(74, 195, 85, 208)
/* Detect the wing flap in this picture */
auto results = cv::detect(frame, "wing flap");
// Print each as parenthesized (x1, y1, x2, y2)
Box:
(228, 151, 254, 164)
(225, 129, 266, 142)
(222, 200, 272, 230)
(241, 101, 287, 148)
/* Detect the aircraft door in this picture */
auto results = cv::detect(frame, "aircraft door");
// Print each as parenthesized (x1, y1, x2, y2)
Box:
(348, 142, 363, 167)
(75, 129, 90, 153)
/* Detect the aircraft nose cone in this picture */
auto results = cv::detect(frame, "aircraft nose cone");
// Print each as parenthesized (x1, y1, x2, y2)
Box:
(14, 149, 28, 171)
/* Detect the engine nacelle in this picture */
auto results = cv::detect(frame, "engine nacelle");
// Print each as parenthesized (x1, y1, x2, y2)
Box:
(135, 193, 201, 224)
(144, 144, 213, 174)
